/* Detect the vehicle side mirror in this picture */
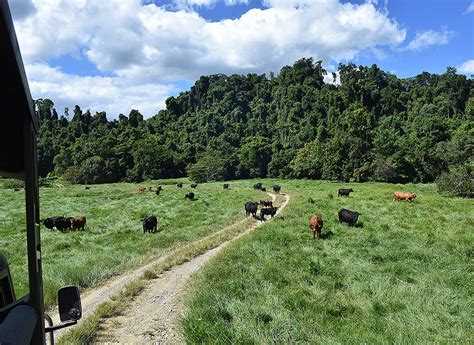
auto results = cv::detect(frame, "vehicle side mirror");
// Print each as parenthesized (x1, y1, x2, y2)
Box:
(58, 286, 82, 322)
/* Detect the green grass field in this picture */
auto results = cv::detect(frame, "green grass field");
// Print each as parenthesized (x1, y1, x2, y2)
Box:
(0, 178, 261, 307)
(182, 180, 473, 343)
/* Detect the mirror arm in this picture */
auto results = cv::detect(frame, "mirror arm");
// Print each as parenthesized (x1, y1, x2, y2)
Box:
(44, 320, 77, 333)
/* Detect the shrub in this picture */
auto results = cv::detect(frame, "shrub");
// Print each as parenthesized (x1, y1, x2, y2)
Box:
(436, 164, 473, 197)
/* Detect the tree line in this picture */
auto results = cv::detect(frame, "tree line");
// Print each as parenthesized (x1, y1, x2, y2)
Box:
(35, 58, 473, 194)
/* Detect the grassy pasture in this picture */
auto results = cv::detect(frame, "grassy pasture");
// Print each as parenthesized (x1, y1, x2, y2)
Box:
(0, 178, 262, 307)
(182, 180, 473, 343)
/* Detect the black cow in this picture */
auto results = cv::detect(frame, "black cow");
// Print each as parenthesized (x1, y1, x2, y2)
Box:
(260, 207, 278, 220)
(244, 202, 259, 217)
(338, 188, 354, 197)
(142, 216, 158, 233)
(43, 216, 64, 230)
(223, 184, 229, 189)
(191, 183, 198, 189)
(338, 208, 361, 226)
(55, 217, 72, 232)
(261, 187, 266, 192)
(176, 183, 183, 189)
(155, 189, 161, 196)
(273, 185, 281, 193)
(253, 183, 262, 190)
(185, 192, 195, 200)
(84, 186, 91, 190)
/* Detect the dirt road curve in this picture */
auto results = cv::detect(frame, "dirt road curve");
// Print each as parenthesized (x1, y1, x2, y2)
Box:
(96, 192, 289, 344)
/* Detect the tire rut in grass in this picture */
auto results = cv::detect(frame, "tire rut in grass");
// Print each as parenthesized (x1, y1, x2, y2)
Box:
(95, 192, 289, 344)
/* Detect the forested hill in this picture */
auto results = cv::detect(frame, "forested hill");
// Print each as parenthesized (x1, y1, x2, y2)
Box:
(35, 58, 473, 185)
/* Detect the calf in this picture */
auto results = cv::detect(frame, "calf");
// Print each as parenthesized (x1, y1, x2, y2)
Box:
(223, 184, 229, 190)
(138, 187, 146, 192)
(185, 192, 195, 200)
(260, 207, 278, 220)
(338, 209, 361, 226)
(273, 185, 281, 193)
(244, 202, 259, 217)
(70, 216, 86, 231)
(191, 183, 198, 189)
(393, 192, 416, 202)
(338, 188, 353, 197)
(309, 215, 324, 239)
(155, 189, 161, 196)
(176, 183, 183, 189)
(259, 199, 273, 207)
(142, 216, 158, 233)
(253, 183, 262, 190)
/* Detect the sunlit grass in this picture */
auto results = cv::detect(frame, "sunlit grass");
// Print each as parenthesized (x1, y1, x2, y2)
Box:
(0, 178, 262, 308)
(182, 180, 473, 343)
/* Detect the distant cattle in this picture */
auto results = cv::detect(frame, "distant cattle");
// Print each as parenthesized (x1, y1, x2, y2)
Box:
(185, 192, 195, 200)
(43, 216, 64, 230)
(13, 188, 20, 192)
(223, 184, 229, 190)
(138, 187, 146, 192)
(309, 215, 323, 239)
(148, 187, 153, 192)
(260, 199, 273, 207)
(261, 187, 266, 192)
(70, 216, 86, 231)
(142, 216, 158, 233)
(273, 185, 281, 193)
(155, 189, 161, 196)
(393, 192, 416, 202)
(191, 183, 198, 189)
(55, 217, 73, 232)
(156, 185, 163, 191)
(245, 202, 259, 217)
(253, 183, 262, 190)
(176, 183, 183, 189)
(260, 207, 278, 220)
(84, 186, 91, 190)
(338, 209, 361, 226)
(338, 188, 353, 197)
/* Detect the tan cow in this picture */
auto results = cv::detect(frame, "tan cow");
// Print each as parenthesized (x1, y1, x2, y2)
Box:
(138, 187, 146, 192)
(309, 215, 324, 239)
(393, 192, 416, 202)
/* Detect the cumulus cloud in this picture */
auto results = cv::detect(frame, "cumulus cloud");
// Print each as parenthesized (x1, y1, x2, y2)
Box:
(464, 2, 474, 14)
(458, 59, 474, 75)
(25, 63, 176, 117)
(11, 0, 407, 117)
(403, 28, 454, 51)
(8, 0, 36, 20)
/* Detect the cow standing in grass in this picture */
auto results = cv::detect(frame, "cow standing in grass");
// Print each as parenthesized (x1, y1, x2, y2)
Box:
(191, 183, 198, 189)
(70, 216, 86, 231)
(176, 183, 183, 189)
(260, 200, 273, 207)
(338, 209, 361, 226)
(138, 187, 146, 192)
(393, 192, 416, 202)
(338, 188, 353, 197)
(143, 216, 158, 233)
(260, 207, 278, 221)
(273, 185, 281, 193)
(309, 215, 323, 239)
(223, 184, 229, 189)
(185, 192, 195, 200)
(245, 202, 259, 217)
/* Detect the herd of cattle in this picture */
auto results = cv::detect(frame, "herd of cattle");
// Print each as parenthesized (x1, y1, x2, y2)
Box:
(308, 189, 417, 239)
(41, 182, 417, 238)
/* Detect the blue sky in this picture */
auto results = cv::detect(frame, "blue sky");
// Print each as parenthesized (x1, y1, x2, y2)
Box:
(9, 0, 474, 117)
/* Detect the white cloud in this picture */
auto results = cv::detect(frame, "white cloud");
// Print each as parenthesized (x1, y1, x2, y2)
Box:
(458, 59, 474, 75)
(464, 2, 474, 14)
(25, 63, 176, 117)
(10, 0, 406, 117)
(403, 28, 454, 51)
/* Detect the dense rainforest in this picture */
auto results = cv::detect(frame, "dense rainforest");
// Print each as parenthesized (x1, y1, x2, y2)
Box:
(34, 58, 473, 188)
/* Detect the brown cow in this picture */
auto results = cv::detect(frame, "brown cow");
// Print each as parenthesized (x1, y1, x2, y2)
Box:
(70, 216, 86, 231)
(259, 199, 273, 207)
(138, 187, 146, 192)
(309, 215, 323, 239)
(393, 192, 417, 202)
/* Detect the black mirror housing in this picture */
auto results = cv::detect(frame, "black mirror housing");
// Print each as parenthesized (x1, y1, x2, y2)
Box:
(58, 286, 82, 322)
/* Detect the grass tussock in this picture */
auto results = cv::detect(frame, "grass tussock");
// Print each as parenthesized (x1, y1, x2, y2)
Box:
(182, 180, 473, 343)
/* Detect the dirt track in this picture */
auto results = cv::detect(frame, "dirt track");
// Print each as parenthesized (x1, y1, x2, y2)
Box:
(95, 192, 289, 343)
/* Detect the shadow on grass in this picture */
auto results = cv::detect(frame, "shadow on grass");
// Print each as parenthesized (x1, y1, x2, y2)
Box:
(319, 230, 334, 239)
